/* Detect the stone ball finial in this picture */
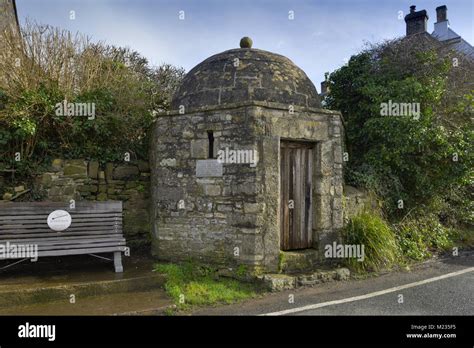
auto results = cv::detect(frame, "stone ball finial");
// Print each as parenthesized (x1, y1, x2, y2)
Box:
(240, 37, 253, 48)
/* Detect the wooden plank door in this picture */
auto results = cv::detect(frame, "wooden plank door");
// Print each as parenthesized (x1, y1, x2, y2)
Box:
(280, 141, 313, 250)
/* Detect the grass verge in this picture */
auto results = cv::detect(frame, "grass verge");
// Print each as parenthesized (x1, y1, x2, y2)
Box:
(343, 211, 473, 274)
(154, 261, 261, 312)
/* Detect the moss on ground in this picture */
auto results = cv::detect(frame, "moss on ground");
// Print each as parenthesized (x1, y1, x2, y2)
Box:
(154, 261, 262, 312)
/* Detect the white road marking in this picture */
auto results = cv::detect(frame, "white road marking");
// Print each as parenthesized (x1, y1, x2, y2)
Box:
(261, 266, 474, 316)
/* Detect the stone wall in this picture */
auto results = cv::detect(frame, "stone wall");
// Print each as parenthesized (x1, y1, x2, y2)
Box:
(151, 101, 344, 273)
(150, 106, 259, 268)
(1, 159, 151, 251)
(42, 159, 151, 250)
(343, 185, 379, 223)
(253, 103, 344, 268)
(0, 0, 17, 32)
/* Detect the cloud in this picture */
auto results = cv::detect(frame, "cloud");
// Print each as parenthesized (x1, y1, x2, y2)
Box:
(15, 0, 474, 87)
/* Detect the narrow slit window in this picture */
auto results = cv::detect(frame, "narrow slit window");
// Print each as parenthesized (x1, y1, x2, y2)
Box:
(207, 131, 214, 158)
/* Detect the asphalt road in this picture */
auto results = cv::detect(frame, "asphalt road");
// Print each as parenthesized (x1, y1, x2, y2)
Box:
(294, 268, 473, 315)
(192, 251, 474, 316)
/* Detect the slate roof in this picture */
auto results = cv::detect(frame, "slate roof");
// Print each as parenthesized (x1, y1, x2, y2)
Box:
(432, 25, 474, 60)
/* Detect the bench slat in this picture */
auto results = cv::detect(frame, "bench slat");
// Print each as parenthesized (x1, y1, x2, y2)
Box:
(0, 208, 122, 215)
(0, 229, 122, 235)
(0, 213, 122, 221)
(0, 216, 122, 226)
(0, 211, 122, 217)
(37, 246, 126, 258)
(0, 201, 122, 210)
(34, 243, 126, 252)
(26, 241, 125, 250)
(1, 241, 125, 251)
(2, 220, 122, 226)
(1, 236, 125, 244)
(0, 231, 123, 239)
(0, 246, 127, 259)
(0, 218, 122, 229)
(1, 221, 122, 229)
(0, 223, 122, 231)
(0, 242, 126, 257)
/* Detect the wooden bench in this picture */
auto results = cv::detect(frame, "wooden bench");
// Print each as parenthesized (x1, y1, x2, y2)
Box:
(0, 201, 126, 272)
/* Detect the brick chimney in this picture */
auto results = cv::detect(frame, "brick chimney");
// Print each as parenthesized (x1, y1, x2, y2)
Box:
(433, 5, 452, 41)
(404, 5, 429, 36)
(320, 81, 329, 96)
(436, 5, 447, 22)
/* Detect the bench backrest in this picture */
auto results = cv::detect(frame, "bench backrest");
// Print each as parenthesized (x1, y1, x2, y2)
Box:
(0, 201, 124, 258)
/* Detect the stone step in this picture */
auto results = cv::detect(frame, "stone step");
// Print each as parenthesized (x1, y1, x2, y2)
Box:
(0, 273, 166, 308)
(0, 289, 173, 315)
(279, 249, 320, 273)
(262, 267, 351, 291)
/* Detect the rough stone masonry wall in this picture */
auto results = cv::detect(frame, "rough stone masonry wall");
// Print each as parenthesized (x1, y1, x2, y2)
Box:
(0, 0, 17, 32)
(151, 101, 344, 273)
(37, 159, 151, 251)
(150, 106, 262, 269)
(250, 103, 344, 269)
(343, 185, 379, 223)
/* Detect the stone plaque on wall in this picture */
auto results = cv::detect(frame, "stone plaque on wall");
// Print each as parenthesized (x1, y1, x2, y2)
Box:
(196, 160, 223, 177)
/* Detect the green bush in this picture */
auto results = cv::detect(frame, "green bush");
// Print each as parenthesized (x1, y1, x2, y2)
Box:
(394, 214, 455, 261)
(452, 228, 474, 247)
(326, 37, 473, 218)
(0, 22, 184, 181)
(395, 224, 431, 261)
(436, 184, 473, 229)
(342, 212, 400, 272)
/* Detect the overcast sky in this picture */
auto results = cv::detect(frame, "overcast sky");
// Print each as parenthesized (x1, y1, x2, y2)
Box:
(15, 0, 474, 91)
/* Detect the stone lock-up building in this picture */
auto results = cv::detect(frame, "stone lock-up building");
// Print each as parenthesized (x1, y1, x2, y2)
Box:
(150, 38, 344, 273)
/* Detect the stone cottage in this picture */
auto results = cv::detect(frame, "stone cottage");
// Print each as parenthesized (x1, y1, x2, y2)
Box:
(150, 38, 344, 273)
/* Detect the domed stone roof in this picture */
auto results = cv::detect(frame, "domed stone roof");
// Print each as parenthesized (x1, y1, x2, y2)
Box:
(171, 40, 321, 110)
